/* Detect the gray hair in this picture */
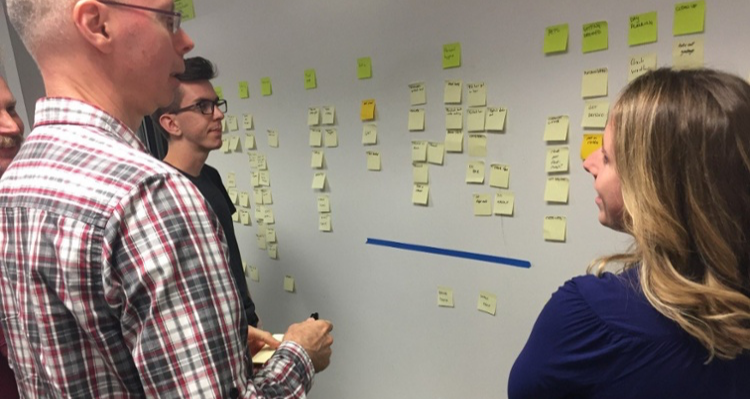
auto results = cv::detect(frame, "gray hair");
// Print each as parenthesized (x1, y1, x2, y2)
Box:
(7, 0, 75, 59)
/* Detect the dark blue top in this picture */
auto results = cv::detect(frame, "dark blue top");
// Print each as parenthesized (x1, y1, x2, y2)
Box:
(508, 268, 750, 399)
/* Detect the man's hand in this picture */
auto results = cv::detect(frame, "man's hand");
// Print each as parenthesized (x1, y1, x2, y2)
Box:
(283, 318, 334, 372)
(247, 326, 280, 356)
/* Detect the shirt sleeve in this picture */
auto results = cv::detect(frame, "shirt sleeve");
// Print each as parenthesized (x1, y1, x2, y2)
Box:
(103, 173, 313, 398)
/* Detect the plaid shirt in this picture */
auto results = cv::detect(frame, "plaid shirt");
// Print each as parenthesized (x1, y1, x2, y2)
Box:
(0, 98, 313, 398)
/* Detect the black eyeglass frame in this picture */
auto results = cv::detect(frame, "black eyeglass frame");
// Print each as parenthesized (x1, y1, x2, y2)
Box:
(97, 0, 182, 34)
(171, 99, 228, 116)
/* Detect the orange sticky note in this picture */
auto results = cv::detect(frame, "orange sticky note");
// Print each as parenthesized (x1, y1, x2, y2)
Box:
(361, 99, 376, 121)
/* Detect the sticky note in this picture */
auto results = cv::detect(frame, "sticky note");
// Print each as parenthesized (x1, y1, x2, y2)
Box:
(672, 38, 704, 70)
(409, 109, 426, 131)
(494, 191, 515, 216)
(545, 177, 570, 203)
(268, 129, 279, 148)
(443, 42, 461, 69)
(284, 275, 295, 292)
(256, 233, 267, 249)
(467, 83, 487, 107)
(261, 77, 272, 96)
(444, 80, 462, 104)
(253, 188, 263, 205)
(319, 214, 332, 232)
(546, 147, 570, 173)
(673, 0, 705, 36)
(438, 287, 454, 308)
(267, 243, 278, 259)
(445, 107, 463, 130)
(468, 134, 487, 158)
(226, 115, 239, 131)
(245, 133, 256, 150)
(249, 265, 259, 282)
(221, 119, 226, 133)
(366, 151, 381, 171)
(581, 133, 603, 160)
(413, 163, 429, 184)
(473, 194, 492, 216)
(262, 207, 275, 224)
(361, 99, 376, 121)
(544, 115, 569, 142)
(304, 69, 317, 90)
(466, 161, 485, 184)
(242, 113, 253, 130)
(255, 209, 264, 224)
(427, 142, 444, 165)
(582, 100, 610, 129)
(581, 67, 608, 98)
(307, 107, 320, 126)
(411, 141, 428, 162)
(256, 154, 268, 171)
(261, 188, 273, 205)
(309, 128, 322, 147)
(477, 291, 497, 315)
(238, 81, 249, 99)
(324, 128, 338, 147)
(228, 189, 238, 205)
(232, 211, 239, 223)
(221, 139, 229, 153)
(544, 23, 569, 54)
(357, 57, 372, 79)
(322, 106, 335, 125)
(250, 171, 259, 187)
(629, 11, 658, 46)
(467, 108, 486, 132)
(264, 227, 277, 244)
(259, 171, 270, 187)
(239, 192, 250, 208)
(489, 164, 510, 189)
(240, 210, 251, 226)
(311, 150, 325, 169)
(214, 86, 224, 100)
(175, 0, 196, 21)
(486, 107, 507, 131)
(412, 183, 429, 205)
(228, 135, 241, 152)
(312, 172, 326, 190)
(628, 54, 657, 82)
(544, 216, 567, 242)
(582, 21, 608, 53)
(317, 195, 331, 213)
(445, 130, 464, 153)
(362, 124, 377, 145)
(409, 82, 426, 105)
(226, 172, 236, 188)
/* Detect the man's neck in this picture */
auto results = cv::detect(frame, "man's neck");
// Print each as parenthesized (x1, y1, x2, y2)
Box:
(163, 146, 209, 177)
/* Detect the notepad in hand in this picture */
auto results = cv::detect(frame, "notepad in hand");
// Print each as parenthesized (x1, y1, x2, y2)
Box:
(252, 334, 285, 364)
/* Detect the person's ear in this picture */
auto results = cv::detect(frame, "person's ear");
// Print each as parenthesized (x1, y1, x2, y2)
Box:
(159, 114, 183, 139)
(72, 0, 114, 54)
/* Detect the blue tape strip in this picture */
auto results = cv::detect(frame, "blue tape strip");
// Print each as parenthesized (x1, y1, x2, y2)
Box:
(366, 238, 531, 269)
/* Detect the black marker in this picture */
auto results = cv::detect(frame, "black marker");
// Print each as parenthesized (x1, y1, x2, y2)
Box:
(310, 312, 319, 320)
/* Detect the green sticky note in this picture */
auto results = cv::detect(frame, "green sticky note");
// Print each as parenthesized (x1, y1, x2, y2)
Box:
(543, 24, 569, 54)
(261, 77, 272, 96)
(629, 12, 658, 46)
(214, 86, 223, 100)
(238, 81, 249, 99)
(304, 69, 317, 90)
(582, 21, 608, 53)
(443, 42, 461, 69)
(174, 0, 195, 22)
(673, 0, 705, 36)
(357, 57, 372, 79)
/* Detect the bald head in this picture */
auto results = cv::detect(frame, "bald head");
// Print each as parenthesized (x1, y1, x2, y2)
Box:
(7, 0, 76, 60)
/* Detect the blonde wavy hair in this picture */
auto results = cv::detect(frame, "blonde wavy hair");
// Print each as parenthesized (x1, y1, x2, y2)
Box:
(590, 68, 750, 361)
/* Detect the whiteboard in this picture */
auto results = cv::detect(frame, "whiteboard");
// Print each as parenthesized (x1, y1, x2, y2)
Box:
(181, 1, 750, 397)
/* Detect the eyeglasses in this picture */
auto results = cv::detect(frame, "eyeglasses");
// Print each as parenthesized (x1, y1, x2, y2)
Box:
(172, 99, 228, 116)
(97, 1, 182, 34)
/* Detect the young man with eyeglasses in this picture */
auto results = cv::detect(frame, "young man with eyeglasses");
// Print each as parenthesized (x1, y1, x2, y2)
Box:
(0, 1, 332, 398)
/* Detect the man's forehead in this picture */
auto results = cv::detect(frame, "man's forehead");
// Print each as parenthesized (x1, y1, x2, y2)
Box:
(179, 80, 218, 102)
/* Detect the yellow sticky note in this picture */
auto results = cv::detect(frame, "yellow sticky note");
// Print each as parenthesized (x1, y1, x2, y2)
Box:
(261, 188, 273, 205)
(443, 42, 461, 69)
(214, 86, 224, 100)
(544, 115, 569, 142)
(581, 67, 608, 98)
(582, 100, 610, 129)
(544, 177, 570, 203)
(466, 161, 485, 184)
(486, 107, 507, 132)
(312, 172, 327, 190)
(427, 142, 444, 165)
(467, 83, 487, 107)
(319, 214, 332, 232)
(357, 57, 372, 79)
(672, 38, 704, 70)
(445, 130, 464, 153)
(245, 133, 256, 150)
(254, 188, 264, 205)
(238, 81, 249, 99)
(322, 106, 335, 125)
(307, 107, 320, 126)
(242, 113, 253, 130)
(581, 133, 603, 160)
(262, 206, 275, 224)
(408, 109, 425, 131)
(221, 119, 226, 133)
(412, 183, 429, 205)
(265, 227, 277, 243)
(360, 99, 376, 121)
(227, 189, 238, 205)
(256, 154, 268, 171)
(468, 134, 487, 158)
(317, 195, 331, 213)
(544, 216, 567, 242)
(445, 107, 463, 130)
(629, 11, 658, 46)
(239, 192, 250, 208)
(544, 23, 569, 54)
(582, 21, 608, 53)
(413, 163, 429, 184)
(409, 82, 426, 106)
(412, 141, 428, 162)
(226, 115, 239, 131)
(267, 243, 278, 259)
(494, 191, 515, 216)
(261, 77, 272, 96)
(360, 123, 377, 145)
(221, 139, 230, 153)
(324, 128, 338, 147)
(256, 233, 267, 249)
(473, 193, 492, 216)
(444, 80, 462, 104)
(249, 265, 259, 282)
(477, 291, 497, 316)
(304, 69, 317, 90)
(232, 211, 240, 223)
(311, 150, 325, 169)
(628, 54, 657, 82)
(467, 108, 486, 132)
(366, 151, 381, 171)
(255, 210, 264, 225)
(546, 146, 570, 173)
(250, 171, 260, 187)
(268, 129, 279, 148)
(240, 210, 251, 226)
(309, 128, 322, 147)
(226, 172, 236, 188)
(489, 164, 510, 189)
(284, 275, 295, 292)
(438, 286, 454, 308)
(175, 0, 196, 21)
(673, 0, 705, 36)
(228, 135, 240, 152)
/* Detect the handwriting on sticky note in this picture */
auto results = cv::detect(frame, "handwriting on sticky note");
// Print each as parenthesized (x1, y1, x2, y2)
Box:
(486, 107, 507, 131)
(427, 142, 444, 165)
(361, 99, 376, 121)
(284, 275, 295, 292)
(466, 161, 485, 184)
(408, 109, 425, 131)
(544, 23, 568, 54)
(467, 82, 486, 107)
(324, 128, 338, 147)
(238, 81, 249, 99)
(357, 57, 372, 79)
(322, 106, 335, 125)
(494, 191, 515, 216)
(311, 150, 325, 169)
(582, 21, 608, 53)
(366, 151, 381, 171)
(489, 164, 510, 189)
(412, 141, 428, 162)
(546, 147, 570, 173)
(304, 69, 317, 90)
(477, 291, 497, 315)
(267, 243, 278, 259)
(438, 286, 454, 308)
(413, 163, 429, 184)
(544, 177, 570, 203)
(467, 108, 486, 132)
(544, 216, 567, 242)
(673, 0, 705, 36)
(312, 172, 326, 190)
(581, 101, 609, 128)
(672, 38, 704, 70)
(445, 107, 463, 130)
(245, 133, 256, 150)
(543, 115, 569, 142)
(261, 77, 272, 96)
(629, 11, 658, 46)
(319, 214, 332, 232)
(309, 128, 322, 147)
(308, 107, 320, 126)
(443, 42, 461, 69)
(409, 82, 426, 105)
(412, 183, 429, 205)
(444, 80, 462, 104)
(362, 124, 377, 145)
(226, 115, 239, 132)
(581, 133, 603, 160)
(473, 193, 492, 216)
(445, 130, 464, 153)
(317, 195, 331, 213)
(629, 54, 657, 82)
(581, 67, 608, 98)
(268, 129, 279, 148)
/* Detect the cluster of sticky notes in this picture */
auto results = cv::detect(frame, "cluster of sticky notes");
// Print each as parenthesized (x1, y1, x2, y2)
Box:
(308, 105, 340, 232)
(437, 287, 499, 316)
(308, 106, 336, 127)
(318, 195, 332, 232)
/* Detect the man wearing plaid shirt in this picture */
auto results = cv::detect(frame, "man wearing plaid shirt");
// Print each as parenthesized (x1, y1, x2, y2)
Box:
(0, 1, 333, 398)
